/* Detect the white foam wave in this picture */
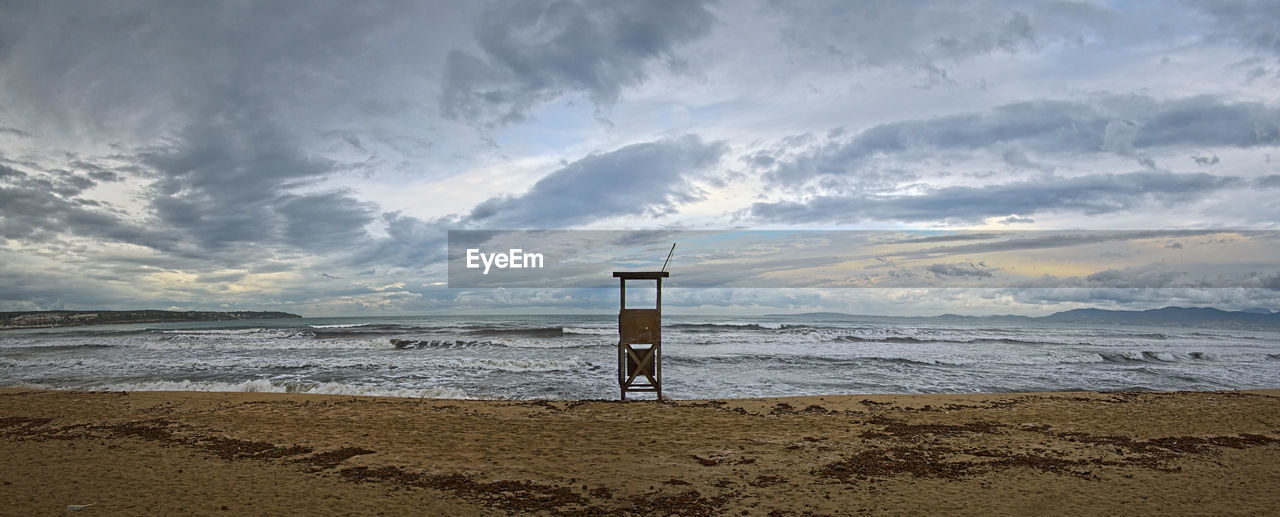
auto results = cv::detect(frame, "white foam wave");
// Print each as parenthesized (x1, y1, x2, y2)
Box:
(19, 379, 477, 399)
(137, 337, 388, 350)
(562, 327, 614, 335)
(160, 328, 276, 335)
(434, 357, 594, 372)
(308, 323, 370, 329)
(484, 337, 605, 349)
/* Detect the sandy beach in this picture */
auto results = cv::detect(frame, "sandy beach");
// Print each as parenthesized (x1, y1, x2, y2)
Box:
(2, 388, 1278, 516)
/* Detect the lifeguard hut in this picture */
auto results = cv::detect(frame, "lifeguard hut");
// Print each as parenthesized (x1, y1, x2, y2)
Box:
(613, 270, 668, 400)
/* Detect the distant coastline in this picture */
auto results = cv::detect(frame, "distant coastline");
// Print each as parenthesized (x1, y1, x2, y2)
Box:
(0, 310, 302, 330)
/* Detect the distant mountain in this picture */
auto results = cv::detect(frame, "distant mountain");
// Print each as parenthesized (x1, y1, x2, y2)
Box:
(765, 307, 1280, 328)
(0, 310, 302, 330)
(1040, 307, 1280, 327)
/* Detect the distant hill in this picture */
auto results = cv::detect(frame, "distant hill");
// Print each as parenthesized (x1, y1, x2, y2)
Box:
(766, 307, 1280, 328)
(1040, 307, 1280, 327)
(0, 310, 302, 330)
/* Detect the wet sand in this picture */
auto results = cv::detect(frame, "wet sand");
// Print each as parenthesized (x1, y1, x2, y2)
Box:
(2, 387, 1278, 515)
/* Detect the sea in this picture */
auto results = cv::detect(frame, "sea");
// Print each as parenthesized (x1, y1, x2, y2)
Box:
(2, 314, 1278, 400)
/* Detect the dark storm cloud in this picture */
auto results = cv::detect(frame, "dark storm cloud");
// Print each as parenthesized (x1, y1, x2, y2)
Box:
(0, 266, 135, 310)
(0, 1, 463, 123)
(769, 0, 1111, 85)
(882, 233, 999, 245)
(749, 171, 1241, 224)
(0, 164, 159, 246)
(926, 262, 996, 279)
(1255, 175, 1280, 188)
(1191, 153, 1220, 166)
(440, 0, 716, 127)
(0, 0, 471, 268)
(348, 213, 449, 271)
(1081, 265, 1189, 289)
(1189, 0, 1280, 57)
(135, 111, 377, 256)
(466, 135, 725, 228)
(4, 111, 381, 265)
(766, 95, 1280, 186)
(279, 192, 378, 251)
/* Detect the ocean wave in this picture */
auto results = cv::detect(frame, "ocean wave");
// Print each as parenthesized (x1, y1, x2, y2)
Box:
(159, 328, 315, 339)
(17, 379, 477, 399)
(0, 343, 114, 352)
(1097, 351, 1217, 363)
(160, 328, 269, 335)
(666, 323, 779, 331)
(563, 327, 615, 335)
(433, 357, 595, 372)
(390, 338, 604, 350)
(668, 351, 1109, 368)
(463, 326, 564, 338)
(833, 335, 1072, 346)
(1122, 333, 1173, 340)
(308, 323, 370, 329)
(136, 337, 388, 350)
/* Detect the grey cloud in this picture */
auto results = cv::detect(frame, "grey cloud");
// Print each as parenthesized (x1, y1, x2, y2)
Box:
(1191, 153, 1220, 166)
(279, 192, 377, 251)
(440, 0, 715, 127)
(0, 127, 32, 138)
(68, 160, 127, 183)
(135, 108, 380, 259)
(926, 262, 996, 279)
(466, 135, 725, 228)
(349, 213, 449, 270)
(1009, 263, 1280, 290)
(893, 230, 1242, 260)
(5, 109, 382, 266)
(1082, 265, 1188, 288)
(771, 1, 1111, 81)
(883, 233, 999, 245)
(1189, 0, 1280, 56)
(1101, 119, 1156, 168)
(1255, 175, 1280, 188)
(1099, 120, 1139, 150)
(0, 266, 134, 311)
(0, 164, 157, 246)
(0, 1, 474, 184)
(750, 171, 1241, 224)
(766, 95, 1280, 186)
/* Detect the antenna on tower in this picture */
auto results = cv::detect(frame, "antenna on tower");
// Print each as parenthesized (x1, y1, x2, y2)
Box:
(660, 243, 677, 272)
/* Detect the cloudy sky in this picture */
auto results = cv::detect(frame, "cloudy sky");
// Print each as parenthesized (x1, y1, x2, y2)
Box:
(2, 0, 1279, 316)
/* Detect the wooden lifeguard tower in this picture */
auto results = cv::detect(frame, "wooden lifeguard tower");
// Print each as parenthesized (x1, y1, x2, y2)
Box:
(613, 271, 668, 400)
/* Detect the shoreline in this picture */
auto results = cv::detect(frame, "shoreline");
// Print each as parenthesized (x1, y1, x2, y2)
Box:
(5, 384, 1280, 400)
(3, 387, 1279, 515)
